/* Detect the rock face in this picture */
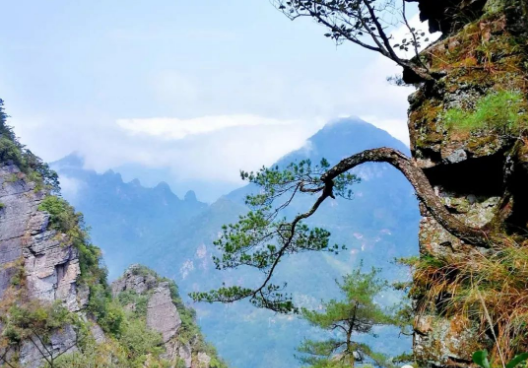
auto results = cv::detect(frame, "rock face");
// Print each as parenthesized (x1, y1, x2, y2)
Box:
(0, 164, 82, 311)
(112, 265, 213, 368)
(147, 284, 182, 343)
(0, 164, 85, 367)
(408, 0, 528, 366)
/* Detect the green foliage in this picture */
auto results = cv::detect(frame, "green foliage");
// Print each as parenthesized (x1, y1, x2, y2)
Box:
(89, 293, 125, 337)
(0, 201, 4, 210)
(192, 158, 355, 313)
(242, 159, 357, 207)
(473, 350, 491, 368)
(473, 350, 528, 368)
(85, 283, 170, 367)
(119, 318, 164, 363)
(118, 290, 149, 316)
(297, 268, 396, 368)
(111, 266, 228, 368)
(39, 195, 80, 233)
(38, 195, 107, 286)
(0, 136, 23, 166)
(0, 99, 60, 193)
(443, 90, 528, 133)
(0, 301, 86, 347)
(50, 329, 171, 368)
(507, 353, 528, 368)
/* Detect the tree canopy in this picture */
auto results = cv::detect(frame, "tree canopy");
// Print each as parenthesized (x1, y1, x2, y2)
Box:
(271, 0, 432, 81)
(191, 148, 493, 312)
(297, 268, 395, 368)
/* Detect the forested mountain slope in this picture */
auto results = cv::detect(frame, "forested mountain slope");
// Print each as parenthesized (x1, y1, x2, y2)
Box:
(52, 154, 207, 278)
(55, 117, 421, 368)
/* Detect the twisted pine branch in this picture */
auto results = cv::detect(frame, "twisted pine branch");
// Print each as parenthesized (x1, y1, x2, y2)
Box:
(193, 147, 495, 312)
(321, 147, 491, 247)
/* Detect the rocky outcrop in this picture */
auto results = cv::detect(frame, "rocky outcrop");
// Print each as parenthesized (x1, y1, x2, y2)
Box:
(408, 0, 528, 365)
(0, 164, 86, 367)
(0, 164, 82, 311)
(112, 265, 214, 368)
(146, 284, 182, 343)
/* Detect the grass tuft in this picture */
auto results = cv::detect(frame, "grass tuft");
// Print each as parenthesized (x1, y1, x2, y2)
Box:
(443, 90, 528, 134)
(406, 239, 528, 364)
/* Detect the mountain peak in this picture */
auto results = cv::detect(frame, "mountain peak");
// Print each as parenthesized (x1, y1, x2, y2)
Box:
(130, 178, 141, 187)
(184, 190, 198, 202)
(52, 151, 85, 169)
(276, 118, 409, 168)
(155, 181, 172, 192)
(324, 116, 370, 128)
(317, 117, 393, 138)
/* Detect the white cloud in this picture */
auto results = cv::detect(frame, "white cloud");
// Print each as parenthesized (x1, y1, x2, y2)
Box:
(76, 115, 323, 185)
(58, 176, 85, 200)
(391, 14, 442, 60)
(5, 7, 440, 201)
(116, 115, 298, 140)
(361, 115, 411, 146)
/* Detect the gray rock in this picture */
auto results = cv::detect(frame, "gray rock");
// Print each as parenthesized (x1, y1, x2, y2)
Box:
(445, 149, 467, 164)
(0, 164, 84, 367)
(111, 264, 157, 296)
(196, 351, 212, 368)
(0, 164, 82, 312)
(178, 342, 192, 368)
(147, 283, 182, 343)
(90, 322, 106, 343)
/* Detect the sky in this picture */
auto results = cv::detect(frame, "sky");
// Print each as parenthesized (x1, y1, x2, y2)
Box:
(0, 0, 434, 202)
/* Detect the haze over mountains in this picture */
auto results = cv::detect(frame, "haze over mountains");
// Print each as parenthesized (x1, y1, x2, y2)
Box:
(52, 118, 420, 368)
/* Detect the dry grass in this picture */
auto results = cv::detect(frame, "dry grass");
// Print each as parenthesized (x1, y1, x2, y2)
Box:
(408, 239, 528, 363)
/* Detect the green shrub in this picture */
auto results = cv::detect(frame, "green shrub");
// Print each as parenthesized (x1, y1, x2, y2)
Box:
(97, 301, 126, 337)
(443, 90, 528, 133)
(117, 290, 149, 316)
(119, 318, 164, 362)
(473, 350, 528, 368)
(38, 195, 107, 285)
(0, 99, 59, 193)
(38, 195, 78, 233)
(0, 301, 86, 347)
(0, 137, 23, 166)
(87, 284, 125, 337)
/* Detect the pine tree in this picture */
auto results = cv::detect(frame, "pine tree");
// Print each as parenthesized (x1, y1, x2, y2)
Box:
(297, 268, 394, 368)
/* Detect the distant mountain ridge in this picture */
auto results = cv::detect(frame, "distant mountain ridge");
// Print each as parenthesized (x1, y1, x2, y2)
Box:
(53, 118, 420, 368)
(51, 154, 208, 278)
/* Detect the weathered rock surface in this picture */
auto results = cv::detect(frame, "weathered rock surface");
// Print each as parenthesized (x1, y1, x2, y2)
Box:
(0, 164, 82, 311)
(112, 265, 212, 368)
(409, 0, 528, 365)
(0, 164, 100, 367)
(147, 283, 182, 343)
(111, 265, 157, 296)
(0, 163, 220, 368)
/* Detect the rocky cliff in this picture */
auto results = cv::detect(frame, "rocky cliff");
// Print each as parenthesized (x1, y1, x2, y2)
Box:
(111, 265, 221, 368)
(407, 0, 528, 366)
(0, 162, 87, 367)
(0, 99, 226, 368)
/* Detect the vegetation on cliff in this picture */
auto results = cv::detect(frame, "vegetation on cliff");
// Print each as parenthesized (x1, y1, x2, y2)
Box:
(0, 100, 227, 368)
(0, 99, 59, 194)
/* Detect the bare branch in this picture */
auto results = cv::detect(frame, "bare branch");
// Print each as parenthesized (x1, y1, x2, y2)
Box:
(0, 348, 17, 368)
